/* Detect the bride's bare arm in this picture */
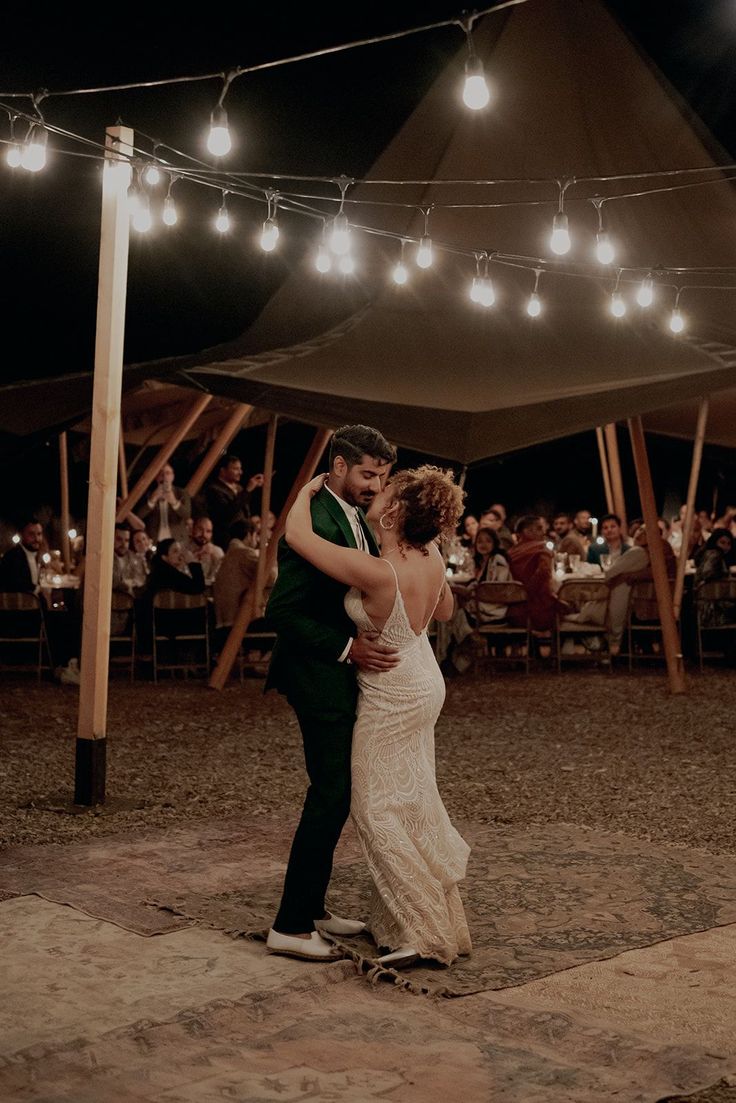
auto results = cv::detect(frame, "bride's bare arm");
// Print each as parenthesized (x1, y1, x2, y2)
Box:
(285, 475, 387, 590)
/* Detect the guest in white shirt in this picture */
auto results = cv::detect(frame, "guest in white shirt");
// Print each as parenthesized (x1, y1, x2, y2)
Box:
(140, 463, 191, 543)
(184, 516, 224, 586)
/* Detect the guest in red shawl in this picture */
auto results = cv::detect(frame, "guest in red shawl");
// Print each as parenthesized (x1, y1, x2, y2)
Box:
(507, 516, 567, 648)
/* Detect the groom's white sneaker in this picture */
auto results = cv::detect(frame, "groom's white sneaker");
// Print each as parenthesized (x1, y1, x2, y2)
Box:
(315, 911, 366, 937)
(266, 928, 342, 961)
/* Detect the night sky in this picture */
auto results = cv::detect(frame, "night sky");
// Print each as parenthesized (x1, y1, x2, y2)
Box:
(2, 1, 735, 525)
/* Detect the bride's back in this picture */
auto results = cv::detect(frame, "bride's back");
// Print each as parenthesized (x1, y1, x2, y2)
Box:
(362, 546, 444, 636)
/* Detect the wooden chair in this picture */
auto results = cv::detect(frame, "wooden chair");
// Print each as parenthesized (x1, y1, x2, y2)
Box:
(465, 581, 531, 673)
(0, 591, 51, 681)
(555, 579, 611, 672)
(694, 578, 736, 672)
(152, 590, 210, 682)
(626, 581, 674, 670)
(110, 592, 136, 680)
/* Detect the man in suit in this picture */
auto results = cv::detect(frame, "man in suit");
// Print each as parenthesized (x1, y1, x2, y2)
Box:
(0, 519, 44, 592)
(139, 463, 191, 543)
(206, 454, 264, 552)
(265, 425, 399, 961)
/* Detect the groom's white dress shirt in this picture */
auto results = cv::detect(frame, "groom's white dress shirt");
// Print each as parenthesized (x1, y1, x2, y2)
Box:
(325, 482, 370, 660)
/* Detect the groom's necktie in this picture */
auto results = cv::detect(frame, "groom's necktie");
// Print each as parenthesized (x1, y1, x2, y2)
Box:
(353, 513, 368, 553)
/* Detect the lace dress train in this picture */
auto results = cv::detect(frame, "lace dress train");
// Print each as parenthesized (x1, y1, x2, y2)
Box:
(345, 564, 471, 965)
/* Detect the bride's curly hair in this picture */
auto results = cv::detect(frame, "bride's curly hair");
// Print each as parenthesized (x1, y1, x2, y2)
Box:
(390, 465, 465, 554)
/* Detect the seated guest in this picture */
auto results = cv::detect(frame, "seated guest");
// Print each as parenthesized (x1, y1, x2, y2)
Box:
(458, 513, 479, 548)
(507, 516, 566, 652)
(148, 539, 205, 595)
(0, 519, 44, 593)
(212, 519, 276, 656)
(439, 528, 511, 674)
(131, 529, 154, 586)
(112, 525, 140, 595)
(184, 516, 224, 586)
(572, 509, 593, 551)
(694, 529, 736, 636)
(551, 512, 574, 547)
(479, 506, 513, 550)
(140, 463, 191, 543)
(587, 513, 631, 566)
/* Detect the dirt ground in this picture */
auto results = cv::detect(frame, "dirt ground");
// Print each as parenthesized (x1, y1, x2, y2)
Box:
(1, 667, 733, 852)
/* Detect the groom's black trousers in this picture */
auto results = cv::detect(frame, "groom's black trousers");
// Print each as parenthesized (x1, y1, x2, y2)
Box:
(273, 704, 354, 934)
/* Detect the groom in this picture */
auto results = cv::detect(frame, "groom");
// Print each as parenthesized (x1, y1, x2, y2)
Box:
(265, 424, 398, 960)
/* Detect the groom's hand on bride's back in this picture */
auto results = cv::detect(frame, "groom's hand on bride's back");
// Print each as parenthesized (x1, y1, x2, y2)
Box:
(348, 632, 400, 672)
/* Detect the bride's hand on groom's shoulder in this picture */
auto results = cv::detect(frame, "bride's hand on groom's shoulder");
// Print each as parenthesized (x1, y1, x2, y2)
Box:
(302, 474, 328, 498)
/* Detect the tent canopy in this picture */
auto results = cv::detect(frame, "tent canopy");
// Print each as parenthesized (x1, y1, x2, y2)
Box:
(3, 0, 736, 462)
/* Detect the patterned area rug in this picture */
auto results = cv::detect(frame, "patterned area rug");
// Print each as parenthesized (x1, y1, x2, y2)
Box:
(152, 822, 736, 997)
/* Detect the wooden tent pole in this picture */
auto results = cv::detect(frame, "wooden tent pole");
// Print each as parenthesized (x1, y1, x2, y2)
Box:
(185, 402, 253, 497)
(209, 426, 331, 690)
(76, 126, 134, 805)
(59, 431, 71, 572)
(118, 421, 129, 499)
(595, 427, 615, 515)
(115, 393, 212, 522)
(627, 416, 686, 695)
(604, 423, 627, 529)
(673, 397, 709, 620)
(253, 414, 278, 617)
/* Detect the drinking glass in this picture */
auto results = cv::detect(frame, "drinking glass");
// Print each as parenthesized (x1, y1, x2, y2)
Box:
(569, 554, 581, 573)
(599, 554, 612, 572)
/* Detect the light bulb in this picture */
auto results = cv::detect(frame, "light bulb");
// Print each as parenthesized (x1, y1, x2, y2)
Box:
(260, 217, 279, 252)
(636, 277, 654, 308)
(11, 533, 20, 545)
(131, 192, 153, 232)
(315, 244, 332, 273)
(392, 262, 408, 285)
(595, 231, 615, 265)
(527, 292, 542, 317)
(462, 56, 491, 110)
(42, 553, 51, 564)
(416, 235, 433, 269)
(338, 254, 355, 275)
(127, 184, 141, 215)
(144, 163, 161, 186)
(669, 308, 685, 334)
(21, 128, 48, 172)
(549, 212, 571, 255)
(6, 143, 21, 168)
(477, 277, 495, 307)
(329, 212, 350, 255)
(215, 205, 230, 233)
(469, 277, 481, 303)
(68, 528, 77, 540)
(610, 291, 626, 318)
(207, 106, 231, 157)
(162, 196, 178, 226)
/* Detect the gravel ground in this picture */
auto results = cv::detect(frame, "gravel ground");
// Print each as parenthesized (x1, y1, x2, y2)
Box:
(1, 668, 735, 852)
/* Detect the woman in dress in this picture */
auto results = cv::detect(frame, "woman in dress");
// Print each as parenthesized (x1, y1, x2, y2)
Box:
(285, 465, 471, 967)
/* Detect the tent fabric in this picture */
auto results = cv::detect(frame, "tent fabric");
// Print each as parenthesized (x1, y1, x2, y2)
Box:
(4, 0, 736, 463)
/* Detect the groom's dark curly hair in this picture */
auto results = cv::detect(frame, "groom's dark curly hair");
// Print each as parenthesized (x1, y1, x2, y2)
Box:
(329, 424, 396, 468)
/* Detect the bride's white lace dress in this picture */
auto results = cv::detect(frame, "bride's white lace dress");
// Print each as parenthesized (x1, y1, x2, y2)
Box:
(345, 560, 471, 964)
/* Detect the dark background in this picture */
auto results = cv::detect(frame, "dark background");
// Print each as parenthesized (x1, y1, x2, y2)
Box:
(2, 1, 735, 530)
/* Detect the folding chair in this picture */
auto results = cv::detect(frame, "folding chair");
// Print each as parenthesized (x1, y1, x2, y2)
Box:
(0, 591, 51, 681)
(627, 581, 674, 670)
(110, 592, 136, 680)
(694, 578, 736, 671)
(555, 579, 611, 672)
(152, 590, 210, 682)
(465, 581, 531, 673)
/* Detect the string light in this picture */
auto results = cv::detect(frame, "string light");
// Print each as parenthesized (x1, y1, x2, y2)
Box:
(314, 223, 332, 272)
(329, 211, 351, 255)
(207, 104, 231, 157)
(259, 192, 280, 251)
(215, 193, 230, 233)
(592, 200, 615, 265)
(469, 253, 494, 306)
(669, 289, 685, 334)
(144, 162, 161, 186)
(636, 275, 654, 307)
(131, 189, 153, 233)
(609, 271, 626, 317)
(526, 268, 543, 316)
(21, 125, 48, 172)
(11, 534, 20, 545)
(416, 209, 434, 268)
(392, 240, 409, 285)
(461, 19, 491, 110)
(338, 253, 355, 274)
(6, 142, 21, 168)
(549, 184, 572, 255)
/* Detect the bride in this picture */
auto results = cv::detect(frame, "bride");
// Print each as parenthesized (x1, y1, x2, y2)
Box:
(285, 465, 471, 967)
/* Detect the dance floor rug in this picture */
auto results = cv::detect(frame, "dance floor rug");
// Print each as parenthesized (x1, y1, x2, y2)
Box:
(152, 822, 736, 997)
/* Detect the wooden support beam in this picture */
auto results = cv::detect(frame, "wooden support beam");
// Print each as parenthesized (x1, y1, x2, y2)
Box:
(76, 126, 134, 805)
(59, 431, 71, 572)
(185, 402, 252, 497)
(673, 397, 709, 620)
(118, 421, 129, 499)
(595, 427, 615, 515)
(627, 416, 686, 695)
(115, 393, 212, 522)
(253, 414, 278, 616)
(604, 423, 627, 529)
(209, 426, 331, 690)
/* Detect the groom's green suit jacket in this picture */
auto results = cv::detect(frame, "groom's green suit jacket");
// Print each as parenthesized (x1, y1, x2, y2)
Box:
(265, 487, 380, 715)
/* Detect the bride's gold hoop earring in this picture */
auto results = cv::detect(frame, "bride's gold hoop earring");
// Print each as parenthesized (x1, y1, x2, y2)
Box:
(379, 514, 395, 531)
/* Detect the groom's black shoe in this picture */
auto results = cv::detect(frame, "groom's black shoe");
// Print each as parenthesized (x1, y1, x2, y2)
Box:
(315, 911, 366, 936)
(266, 928, 343, 961)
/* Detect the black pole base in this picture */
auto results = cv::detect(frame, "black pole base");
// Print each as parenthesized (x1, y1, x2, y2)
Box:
(74, 738, 107, 806)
